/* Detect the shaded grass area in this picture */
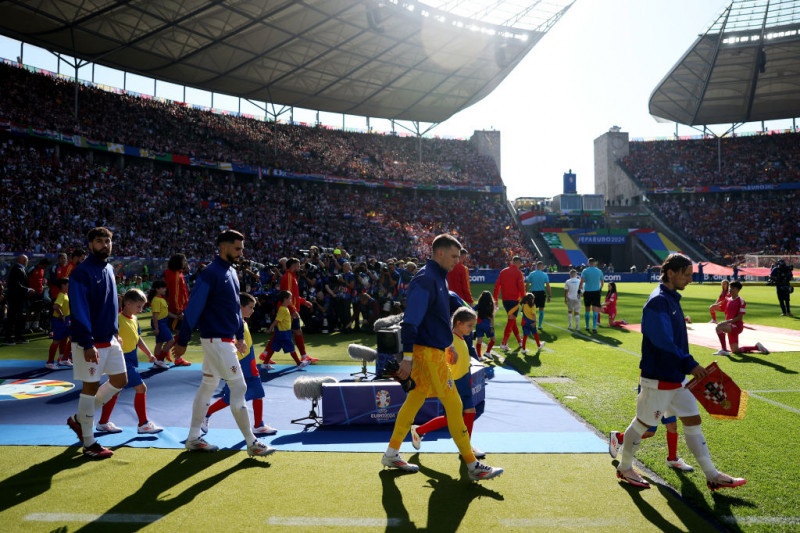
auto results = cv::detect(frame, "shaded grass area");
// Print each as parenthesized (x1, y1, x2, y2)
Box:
(0, 447, 712, 533)
(483, 282, 800, 533)
(1, 282, 798, 531)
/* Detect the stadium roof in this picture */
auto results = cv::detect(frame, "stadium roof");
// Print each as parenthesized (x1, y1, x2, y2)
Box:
(649, 0, 800, 126)
(0, 0, 572, 123)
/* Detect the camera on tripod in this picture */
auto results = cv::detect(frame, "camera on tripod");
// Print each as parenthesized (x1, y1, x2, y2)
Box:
(373, 315, 414, 392)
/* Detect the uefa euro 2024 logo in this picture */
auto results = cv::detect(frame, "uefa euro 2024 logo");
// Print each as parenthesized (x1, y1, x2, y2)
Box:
(375, 389, 391, 409)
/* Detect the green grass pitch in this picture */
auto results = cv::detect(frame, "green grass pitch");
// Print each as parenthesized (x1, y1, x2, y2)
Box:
(0, 282, 798, 532)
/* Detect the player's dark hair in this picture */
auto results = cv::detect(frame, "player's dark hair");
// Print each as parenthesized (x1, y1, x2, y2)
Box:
(87, 227, 112, 242)
(240, 292, 256, 306)
(522, 292, 535, 307)
(460, 248, 468, 256)
(475, 291, 494, 319)
(278, 290, 292, 302)
(71, 249, 86, 259)
(588, 257, 596, 264)
(432, 234, 462, 253)
(607, 282, 617, 295)
(56, 277, 69, 288)
(720, 279, 730, 297)
(512, 255, 522, 263)
(660, 253, 693, 283)
(123, 288, 147, 303)
(286, 258, 300, 269)
(168, 253, 186, 271)
(147, 279, 167, 303)
(216, 229, 244, 246)
(730, 280, 743, 290)
(536, 261, 544, 268)
(452, 306, 477, 327)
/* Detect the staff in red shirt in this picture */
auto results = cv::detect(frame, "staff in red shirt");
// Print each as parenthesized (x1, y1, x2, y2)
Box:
(447, 248, 473, 305)
(164, 253, 191, 366)
(49, 253, 70, 300)
(260, 258, 317, 366)
(493, 256, 525, 349)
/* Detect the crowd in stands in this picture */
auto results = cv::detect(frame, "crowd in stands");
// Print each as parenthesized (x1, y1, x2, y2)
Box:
(621, 132, 800, 189)
(0, 63, 501, 186)
(650, 192, 800, 259)
(0, 140, 527, 266)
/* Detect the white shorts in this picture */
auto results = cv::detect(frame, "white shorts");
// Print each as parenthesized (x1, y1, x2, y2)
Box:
(636, 377, 700, 426)
(566, 298, 581, 313)
(200, 338, 244, 382)
(72, 337, 126, 383)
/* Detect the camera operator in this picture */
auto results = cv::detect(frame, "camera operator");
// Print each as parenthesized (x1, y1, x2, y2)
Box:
(377, 260, 398, 303)
(309, 290, 334, 334)
(349, 292, 381, 332)
(354, 261, 376, 296)
(396, 261, 416, 304)
(770, 259, 795, 316)
(333, 262, 356, 333)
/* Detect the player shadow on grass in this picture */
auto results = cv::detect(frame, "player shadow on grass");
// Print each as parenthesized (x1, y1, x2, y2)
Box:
(379, 453, 503, 532)
(720, 351, 798, 375)
(0, 446, 84, 513)
(73, 450, 271, 533)
(672, 470, 755, 533)
(501, 350, 542, 374)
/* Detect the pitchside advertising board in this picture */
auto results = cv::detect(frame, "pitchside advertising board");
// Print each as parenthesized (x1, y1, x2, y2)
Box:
(321, 365, 486, 426)
(468, 271, 748, 284)
(469, 271, 662, 284)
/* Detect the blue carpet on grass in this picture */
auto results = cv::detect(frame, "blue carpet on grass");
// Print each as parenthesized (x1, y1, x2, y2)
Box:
(0, 360, 606, 454)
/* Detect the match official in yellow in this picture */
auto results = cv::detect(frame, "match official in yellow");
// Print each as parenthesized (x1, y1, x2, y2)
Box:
(381, 234, 503, 481)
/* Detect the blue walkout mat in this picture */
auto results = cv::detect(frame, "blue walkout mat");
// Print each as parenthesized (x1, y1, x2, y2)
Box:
(0, 360, 606, 454)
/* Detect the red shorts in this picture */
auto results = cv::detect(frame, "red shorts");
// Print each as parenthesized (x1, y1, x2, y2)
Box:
(727, 323, 743, 344)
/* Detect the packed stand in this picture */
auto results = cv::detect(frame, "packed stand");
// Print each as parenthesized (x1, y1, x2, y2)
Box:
(0, 139, 526, 263)
(650, 192, 800, 260)
(0, 63, 501, 187)
(620, 133, 800, 189)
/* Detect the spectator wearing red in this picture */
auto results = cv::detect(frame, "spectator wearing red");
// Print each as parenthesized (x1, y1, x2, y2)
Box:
(164, 253, 191, 366)
(27, 259, 48, 332)
(447, 248, 473, 305)
(493, 256, 525, 350)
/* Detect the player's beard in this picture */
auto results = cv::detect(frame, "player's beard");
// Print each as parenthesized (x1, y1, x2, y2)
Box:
(92, 247, 110, 261)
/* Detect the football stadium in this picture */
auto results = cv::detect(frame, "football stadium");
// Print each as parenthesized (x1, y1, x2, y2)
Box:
(0, 1, 799, 531)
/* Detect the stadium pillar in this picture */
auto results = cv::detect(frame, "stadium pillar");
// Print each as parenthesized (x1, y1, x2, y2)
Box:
(18, 41, 22, 65)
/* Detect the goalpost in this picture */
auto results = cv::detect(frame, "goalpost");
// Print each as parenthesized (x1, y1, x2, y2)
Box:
(743, 254, 800, 268)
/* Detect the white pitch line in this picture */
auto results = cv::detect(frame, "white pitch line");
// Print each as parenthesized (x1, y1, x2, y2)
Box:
(749, 389, 800, 393)
(25, 513, 162, 523)
(267, 517, 402, 527)
(748, 393, 800, 415)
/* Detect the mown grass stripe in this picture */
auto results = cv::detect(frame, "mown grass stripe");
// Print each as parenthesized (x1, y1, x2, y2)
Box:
(267, 517, 403, 527)
(24, 513, 162, 523)
(501, 518, 617, 527)
(721, 516, 800, 525)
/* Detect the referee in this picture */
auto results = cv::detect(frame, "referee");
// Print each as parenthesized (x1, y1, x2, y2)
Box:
(174, 230, 274, 457)
(381, 234, 503, 481)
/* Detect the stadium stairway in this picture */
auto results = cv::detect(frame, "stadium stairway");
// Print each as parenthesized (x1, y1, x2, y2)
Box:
(640, 203, 713, 262)
(507, 200, 554, 263)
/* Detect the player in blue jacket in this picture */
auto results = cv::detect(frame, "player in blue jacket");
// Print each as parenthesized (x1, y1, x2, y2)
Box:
(615, 253, 746, 492)
(173, 230, 274, 458)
